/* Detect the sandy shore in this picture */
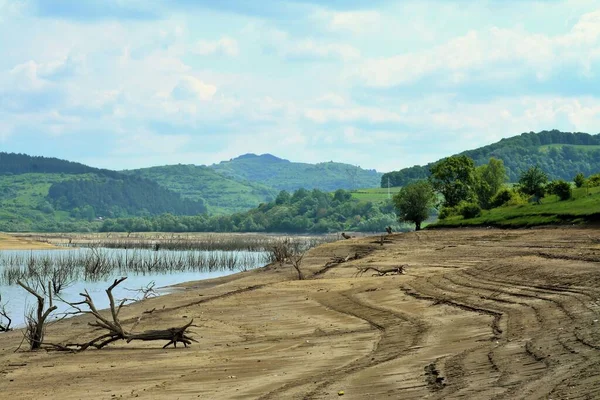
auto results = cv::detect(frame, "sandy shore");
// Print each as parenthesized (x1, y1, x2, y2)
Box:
(1, 227, 600, 399)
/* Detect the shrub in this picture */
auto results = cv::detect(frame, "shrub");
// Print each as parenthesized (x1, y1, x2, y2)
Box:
(438, 206, 458, 220)
(547, 180, 572, 201)
(458, 201, 482, 219)
(588, 174, 600, 188)
(574, 173, 586, 188)
(490, 188, 513, 208)
(506, 190, 530, 206)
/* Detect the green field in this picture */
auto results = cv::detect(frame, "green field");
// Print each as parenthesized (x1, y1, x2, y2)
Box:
(350, 187, 402, 202)
(431, 186, 600, 228)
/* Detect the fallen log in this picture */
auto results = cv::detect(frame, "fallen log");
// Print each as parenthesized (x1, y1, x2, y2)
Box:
(126, 320, 197, 348)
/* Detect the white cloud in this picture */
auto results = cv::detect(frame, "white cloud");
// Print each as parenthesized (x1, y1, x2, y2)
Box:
(314, 10, 381, 33)
(194, 36, 239, 56)
(304, 105, 402, 124)
(316, 93, 347, 107)
(113, 132, 192, 156)
(355, 9, 600, 88)
(171, 76, 217, 101)
(284, 39, 360, 61)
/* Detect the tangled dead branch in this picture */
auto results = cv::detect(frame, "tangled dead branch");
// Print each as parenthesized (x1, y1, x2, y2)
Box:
(290, 254, 305, 280)
(0, 294, 12, 332)
(354, 265, 407, 277)
(48, 277, 196, 352)
(17, 280, 57, 350)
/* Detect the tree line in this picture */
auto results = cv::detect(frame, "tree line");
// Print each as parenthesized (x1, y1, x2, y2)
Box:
(0, 152, 119, 177)
(99, 188, 408, 233)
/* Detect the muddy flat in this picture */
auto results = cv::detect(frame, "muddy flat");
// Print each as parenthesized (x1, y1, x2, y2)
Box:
(1, 227, 600, 399)
(0, 233, 57, 250)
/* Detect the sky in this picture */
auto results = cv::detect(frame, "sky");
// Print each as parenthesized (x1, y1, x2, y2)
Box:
(1, 0, 600, 172)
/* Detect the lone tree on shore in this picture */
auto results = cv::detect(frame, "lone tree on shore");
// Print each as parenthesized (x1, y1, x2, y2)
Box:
(393, 180, 436, 231)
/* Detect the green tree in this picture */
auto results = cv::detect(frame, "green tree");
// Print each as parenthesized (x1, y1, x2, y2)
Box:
(429, 155, 476, 208)
(518, 166, 548, 200)
(275, 190, 291, 205)
(574, 172, 586, 188)
(393, 181, 436, 231)
(474, 158, 506, 209)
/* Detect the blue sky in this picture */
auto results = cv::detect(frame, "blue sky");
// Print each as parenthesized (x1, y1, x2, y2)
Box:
(1, 0, 600, 172)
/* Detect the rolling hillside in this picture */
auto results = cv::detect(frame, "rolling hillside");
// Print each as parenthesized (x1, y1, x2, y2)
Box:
(382, 130, 600, 187)
(211, 153, 382, 192)
(123, 164, 278, 214)
(0, 155, 208, 232)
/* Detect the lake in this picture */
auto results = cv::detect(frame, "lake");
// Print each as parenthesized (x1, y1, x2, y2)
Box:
(0, 248, 268, 328)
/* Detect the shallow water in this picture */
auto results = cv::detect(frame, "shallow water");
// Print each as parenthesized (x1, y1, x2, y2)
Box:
(0, 248, 267, 328)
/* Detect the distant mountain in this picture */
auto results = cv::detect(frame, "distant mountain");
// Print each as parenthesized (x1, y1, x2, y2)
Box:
(210, 153, 382, 192)
(382, 130, 600, 187)
(123, 164, 277, 214)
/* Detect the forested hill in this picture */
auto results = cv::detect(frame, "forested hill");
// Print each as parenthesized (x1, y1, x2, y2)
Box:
(382, 130, 600, 187)
(0, 152, 118, 177)
(123, 164, 277, 214)
(210, 153, 382, 192)
(0, 153, 208, 232)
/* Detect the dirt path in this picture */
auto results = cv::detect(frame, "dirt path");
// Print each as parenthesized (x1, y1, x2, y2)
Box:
(1, 228, 600, 399)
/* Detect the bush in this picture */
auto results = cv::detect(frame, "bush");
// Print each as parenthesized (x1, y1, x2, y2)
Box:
(547, 180, 572, 201)
(574, 173, 586, 188)
(438, 206, 458, 220)
(588, 174, 600, 188)
(458, 201, 482, 219)
(505, 190, 530, 206)
(490, 188, 513, 208)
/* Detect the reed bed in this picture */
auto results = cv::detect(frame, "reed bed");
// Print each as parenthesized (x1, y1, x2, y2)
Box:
(0, 249, 269, 286)
(17, 233, 338, 252)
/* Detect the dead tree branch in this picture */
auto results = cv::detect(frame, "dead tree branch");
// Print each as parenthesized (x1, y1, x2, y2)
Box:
(290, 253, 305, 280)
(354, 265, 407, 277)
(0, 294, 12, 332)
(17, 280, 57, 350)
(56, 277, 196, 351)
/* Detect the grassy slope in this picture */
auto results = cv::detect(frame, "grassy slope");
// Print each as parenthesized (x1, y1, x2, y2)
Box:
(350, 187, 402, 202)
(122, 164, 278, 215)
(211, 154, 382, 192)
(0, 173, 102, 230)
(431, 187, 600, 228)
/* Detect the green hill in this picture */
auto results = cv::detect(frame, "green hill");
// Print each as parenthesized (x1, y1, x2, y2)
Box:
(430, 186, 600, 228)
(0, 154, 208, 232)
(123, 164, 277, 214)
(382, 130, 600, 187)
(210, 153, 382, 192)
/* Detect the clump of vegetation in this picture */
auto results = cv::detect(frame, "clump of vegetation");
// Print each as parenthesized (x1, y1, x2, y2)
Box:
(458, 201, 482, 219)
(490, 188, 513, 208)
(518, 166, 548, 201)
(574, 172, 586, 188)
(547, 180, 572, 201)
